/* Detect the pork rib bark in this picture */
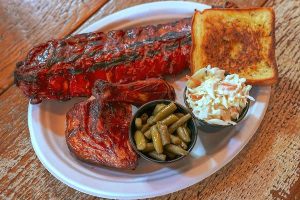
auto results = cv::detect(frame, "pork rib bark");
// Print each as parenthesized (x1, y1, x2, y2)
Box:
(15, 18, 191, 104)
(65, 79, 175, 169)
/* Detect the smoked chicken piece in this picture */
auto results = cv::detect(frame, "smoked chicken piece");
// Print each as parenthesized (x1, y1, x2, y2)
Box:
(66, 100, 137, 169)
(66, 79, 176, 169)
(14, 18, 191, 104)
(93, 78, 175, 106)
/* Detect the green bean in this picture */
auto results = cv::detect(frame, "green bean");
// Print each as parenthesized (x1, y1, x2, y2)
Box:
(176, 126, 191, 143)
(180, 141, 188, 150)
(141, 123, 150, 133)
(135, 118, 142, 130)
(142, 143, 155, 153)
(170, 135, 188, 150)
(168, 114, 192, 134)
(140, 113, 149, 124)
(153, 104, 166, 116)
(147, 116, 155, 125)
(183, 126, 191, 136)
(134, 130, 146, 150)
(165, 144, 188, 156)
(161, 114, 179, 126)
(150, 125, 163, 154)
(148, 151, 166, 161)
(164, 150, 176, 159)
(153, 102, 177, 122)
(174, 113, 184, 118)
(144, 129, 152, 140)
(157, 122, 171, 146)
(170, 135, 181, 145)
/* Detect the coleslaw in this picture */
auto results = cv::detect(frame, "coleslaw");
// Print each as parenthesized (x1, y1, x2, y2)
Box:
(186, 65, 255, 125)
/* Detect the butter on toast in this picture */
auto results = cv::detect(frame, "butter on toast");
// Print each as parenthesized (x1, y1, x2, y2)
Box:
(191, 8, 278, 85)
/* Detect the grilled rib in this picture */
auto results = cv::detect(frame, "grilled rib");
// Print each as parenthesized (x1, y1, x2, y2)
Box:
(15, 18, 191, 104)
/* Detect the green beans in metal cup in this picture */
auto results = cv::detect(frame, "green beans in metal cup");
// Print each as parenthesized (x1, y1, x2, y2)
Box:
(130, 100, 197, 163)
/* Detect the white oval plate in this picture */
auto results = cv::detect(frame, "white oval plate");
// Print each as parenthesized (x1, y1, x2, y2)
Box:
(28, 1, 271, 199)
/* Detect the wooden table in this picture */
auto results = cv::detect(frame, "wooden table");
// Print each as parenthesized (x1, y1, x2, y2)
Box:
(0, 0, 299, 199)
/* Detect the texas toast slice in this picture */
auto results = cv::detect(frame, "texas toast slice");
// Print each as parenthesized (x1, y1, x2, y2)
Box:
(191, 8, 278, 85)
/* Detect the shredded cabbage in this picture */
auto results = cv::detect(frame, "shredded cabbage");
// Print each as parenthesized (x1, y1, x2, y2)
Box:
(186, 65, 255, 125)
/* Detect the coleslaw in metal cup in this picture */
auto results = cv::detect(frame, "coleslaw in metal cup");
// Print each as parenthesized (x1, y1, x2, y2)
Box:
(184, 66, 254, 132)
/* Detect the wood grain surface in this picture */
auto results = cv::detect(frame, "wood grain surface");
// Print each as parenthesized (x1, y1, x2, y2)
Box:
(0, 0, 108, 94)
(0, 0, 299, 199)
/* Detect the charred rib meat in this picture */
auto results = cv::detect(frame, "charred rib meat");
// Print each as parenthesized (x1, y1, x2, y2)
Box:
(15, 18, 191, 104)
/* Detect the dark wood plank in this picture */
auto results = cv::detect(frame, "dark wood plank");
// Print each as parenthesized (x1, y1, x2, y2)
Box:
(75, 0, 223, 34)
(0, 0, 108, 94)
(0, 0, 299, 199)
(0, 86, 95, 199)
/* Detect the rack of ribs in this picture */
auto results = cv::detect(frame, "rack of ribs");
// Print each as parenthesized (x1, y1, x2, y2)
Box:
(65, 79, 175, 169)
(15, 18, 191, 104)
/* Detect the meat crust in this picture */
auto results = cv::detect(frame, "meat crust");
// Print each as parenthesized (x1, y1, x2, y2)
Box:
(92, 78, 175, 106)
(66, 99, 138, 169)
(15, 18, 191, 104)
(65, 78, 175, 169)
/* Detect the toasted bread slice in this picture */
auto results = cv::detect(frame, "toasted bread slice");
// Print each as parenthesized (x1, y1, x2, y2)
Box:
(191, 8, 278, 85)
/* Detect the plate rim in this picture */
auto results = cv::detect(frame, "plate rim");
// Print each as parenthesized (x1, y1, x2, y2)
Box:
(28, 1, 271, 199)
